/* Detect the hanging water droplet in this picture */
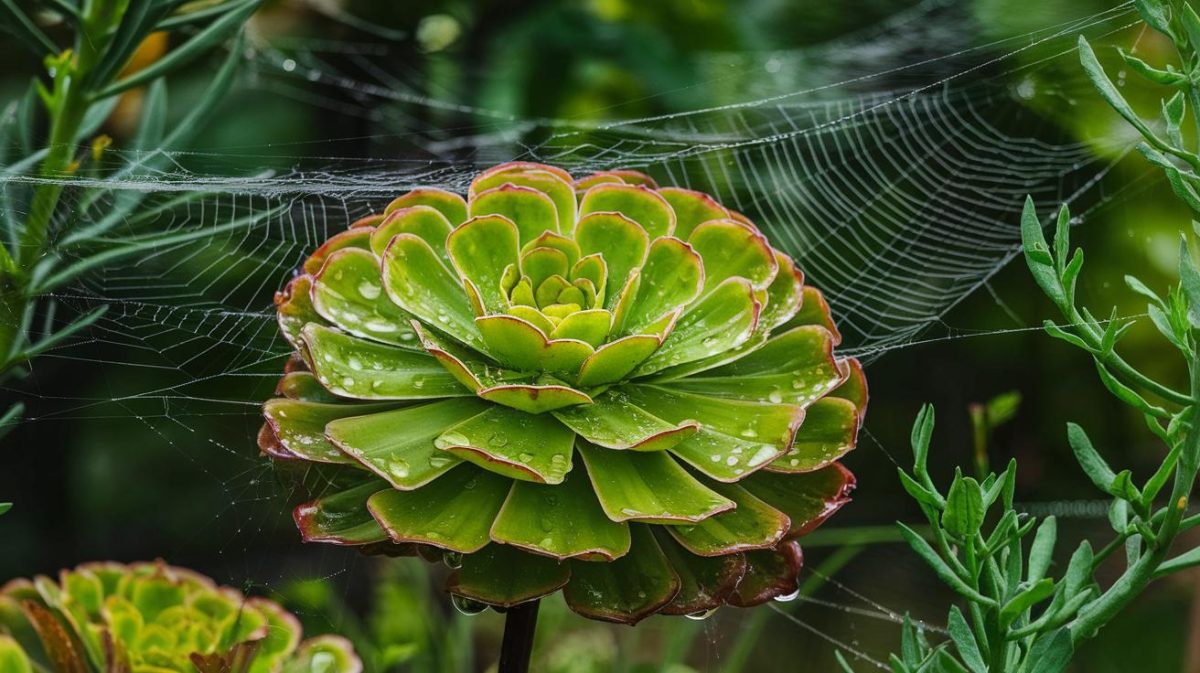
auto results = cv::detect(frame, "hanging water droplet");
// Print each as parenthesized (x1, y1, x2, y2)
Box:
(451, 594, 488, 615)
(443, 551, 463, 569)
(686, 608, 718, 621)
(773, 588, 800, 603)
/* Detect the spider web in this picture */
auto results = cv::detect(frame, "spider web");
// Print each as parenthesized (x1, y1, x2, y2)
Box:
(1, 0, 1161, 669)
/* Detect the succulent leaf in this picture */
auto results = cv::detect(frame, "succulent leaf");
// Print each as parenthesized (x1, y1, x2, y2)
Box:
(262, 162, 866, 622)
(0, 562, 362, 673)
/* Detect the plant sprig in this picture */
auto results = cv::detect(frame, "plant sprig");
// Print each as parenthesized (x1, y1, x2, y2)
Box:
(0, 0, 260, 433)
(843, 1, 1200, 670)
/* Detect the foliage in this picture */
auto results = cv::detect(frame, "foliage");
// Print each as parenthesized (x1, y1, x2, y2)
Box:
(844, 1, 1200, 671)
(0, 0, 258, 431)
(0, 560, 360, 673)
(261, 161, 867, 624)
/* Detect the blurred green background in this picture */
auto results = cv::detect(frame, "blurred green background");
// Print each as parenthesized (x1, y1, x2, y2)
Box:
(1, 0, 1197, 671)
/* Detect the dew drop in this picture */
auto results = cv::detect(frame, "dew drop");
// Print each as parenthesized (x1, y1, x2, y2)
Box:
(767, 389, 783, 404)
(773, 589, 800, 603)
(451, 594, 488, 615)
(725, 456, 739, 467)
(428, 454, 453, 469)
(358, 281, 381, 300)
(517, 452, 533, 463)
(489, 433, 509, 448)
(387, 459, 410, 479)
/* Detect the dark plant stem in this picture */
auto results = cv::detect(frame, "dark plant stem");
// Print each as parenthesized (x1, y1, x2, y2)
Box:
(498, 600, 540, 673)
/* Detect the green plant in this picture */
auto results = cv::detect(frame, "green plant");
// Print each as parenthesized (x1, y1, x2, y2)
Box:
(260, 162, 866, 666)
(0, 0, 259, 428)
(0, 560, 360, 673)
(843, 2, 1200, 670)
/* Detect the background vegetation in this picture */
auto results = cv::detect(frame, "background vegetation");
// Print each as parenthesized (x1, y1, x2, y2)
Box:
(1, 0, 1197, 671)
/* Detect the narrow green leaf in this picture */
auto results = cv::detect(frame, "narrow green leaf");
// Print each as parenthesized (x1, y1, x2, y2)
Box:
(1120, 48, 1186, 85)
(947, 606, 986, 673)
(1020, 197, 1064, 306)
(911, 404, 935, 479)
(0, 0, 59, 54)
(1125, 275, 1166, 308)
(897, 523, 989, 604)
(1064, 540, 1093, 596)
(1156, 546, 1200, 576)
(1028, 628, 1073, 673)
(0, 401, 19, 442)
(1028, 516, 1057, 583)
(1078, 36, 1169, 153)
(35, 207, 282, 293)
(19, 304, 107, 360)
(96, 2, 259, 99)
(1000, 578, 1055, 627)
(1066, 423, 1118, 494)
(1094, 360, 1168, 418)
(898, 469, 944, 509)
(1179, 239, 1200, 327)
(1133, 0, 1172, 35)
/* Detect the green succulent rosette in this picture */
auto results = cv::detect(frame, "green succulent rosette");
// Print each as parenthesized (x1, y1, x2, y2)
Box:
(261, 162, 867, 623)
(0, 561, 360, 673)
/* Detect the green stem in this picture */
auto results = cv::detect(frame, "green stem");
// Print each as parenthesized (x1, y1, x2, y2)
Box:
(2, 1, 112, 374)
(1067, 353, 1200, 642)
(1068, 305, 1192, 407)
(497, 600, 539, 673)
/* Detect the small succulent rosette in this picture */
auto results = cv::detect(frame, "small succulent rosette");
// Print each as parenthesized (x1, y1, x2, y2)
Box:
(0, 561, 360, 673)
(261, 162, 867, 623)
